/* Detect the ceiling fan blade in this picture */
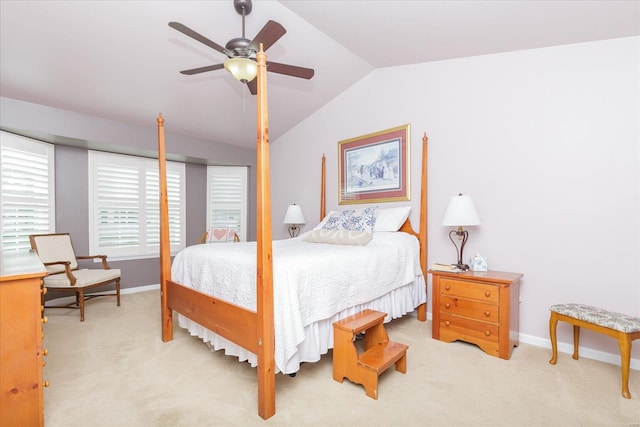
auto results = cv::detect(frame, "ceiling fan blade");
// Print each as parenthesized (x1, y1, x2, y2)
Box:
(246, 78, 257, 95)
(247, 20, 286, 53)
(179, 64, 225, 75)
(266, 61, 315, 79)
(169, 22, 232, 57)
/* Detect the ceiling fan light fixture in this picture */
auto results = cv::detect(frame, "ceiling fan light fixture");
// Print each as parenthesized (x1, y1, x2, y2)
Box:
(224, 57, 257, 82)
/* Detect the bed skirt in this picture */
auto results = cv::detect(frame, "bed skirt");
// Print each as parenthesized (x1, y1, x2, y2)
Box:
(177, 275, 426, 374)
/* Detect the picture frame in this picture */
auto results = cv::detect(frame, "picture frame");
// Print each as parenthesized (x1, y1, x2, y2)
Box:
(338, 124, 410, 205)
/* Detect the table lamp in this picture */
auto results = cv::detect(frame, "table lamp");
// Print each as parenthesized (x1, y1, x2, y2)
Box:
(441, 193, 481, 270)
(283, 204, 306, 237)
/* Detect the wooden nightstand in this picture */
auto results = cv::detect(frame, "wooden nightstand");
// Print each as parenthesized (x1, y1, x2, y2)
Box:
(430, 269, 523, 360)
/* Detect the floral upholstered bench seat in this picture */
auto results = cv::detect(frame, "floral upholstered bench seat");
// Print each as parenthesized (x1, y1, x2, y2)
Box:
(548, 303, 640, 399)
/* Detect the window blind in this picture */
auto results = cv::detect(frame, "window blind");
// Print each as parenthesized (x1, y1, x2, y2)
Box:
(207, 166, 247, 241)
(0, 131, 55, 251)
(89, 151, 185, 258)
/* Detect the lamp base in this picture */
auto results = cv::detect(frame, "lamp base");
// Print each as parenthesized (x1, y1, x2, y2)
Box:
(288, 225, 300, 238)
(454, 262, 470, 271)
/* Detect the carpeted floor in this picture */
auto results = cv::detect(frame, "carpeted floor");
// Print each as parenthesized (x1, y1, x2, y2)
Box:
(42, 290, 639, 426)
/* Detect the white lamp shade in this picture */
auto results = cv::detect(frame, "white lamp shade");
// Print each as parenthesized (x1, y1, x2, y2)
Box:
(442, 194, 481, 226)
(283, 204, 306, 225)
(224, 57, 258, 82)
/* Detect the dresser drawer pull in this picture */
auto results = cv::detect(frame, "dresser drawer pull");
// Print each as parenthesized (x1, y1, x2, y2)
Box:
(42, 316, 48, 324)
(444, 321, 450, 327)
(484, 330, 491, 336)
(43, 348, 48, 356)
(445, 285, 451, 291)
(44, 381, 50, 388)
(484, 291, 491, 298)
(42, 287, 47, 295)
(445, 303, 451, 309)
(484, 311, 490, 317)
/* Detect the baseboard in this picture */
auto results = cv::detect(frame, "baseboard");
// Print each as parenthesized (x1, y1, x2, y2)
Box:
(45, 283, 160, 306)
(421, 310, 638, 370)
(518, 332, 640, 370)
(47, 286, 639, 370)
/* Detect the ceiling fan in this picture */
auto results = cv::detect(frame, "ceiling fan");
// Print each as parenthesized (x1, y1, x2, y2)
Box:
(169, 0, 314, 95)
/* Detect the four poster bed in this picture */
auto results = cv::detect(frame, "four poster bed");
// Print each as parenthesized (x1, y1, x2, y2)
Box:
(157, 46, 429, 420)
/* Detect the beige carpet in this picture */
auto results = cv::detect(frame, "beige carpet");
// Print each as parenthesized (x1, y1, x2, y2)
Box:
(43, 290, 639, 426)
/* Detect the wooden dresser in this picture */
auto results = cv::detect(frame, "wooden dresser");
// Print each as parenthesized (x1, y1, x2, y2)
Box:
(0, 250, 48, 427)
(430, 269, 523, 360)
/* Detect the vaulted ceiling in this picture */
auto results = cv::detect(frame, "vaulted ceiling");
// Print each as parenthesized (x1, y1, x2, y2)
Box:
(1, 1, 638, 149)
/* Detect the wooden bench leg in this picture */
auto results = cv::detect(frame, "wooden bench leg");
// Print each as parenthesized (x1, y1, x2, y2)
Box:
(549, 311, 559, 365)
(572, 325, 580, 360)
(617, 332, 632, 399)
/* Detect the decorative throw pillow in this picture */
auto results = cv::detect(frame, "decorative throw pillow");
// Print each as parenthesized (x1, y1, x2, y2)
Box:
(301, 229, 373, 246)
(313, 210, 339, 230)
(322, 206, 377, 233)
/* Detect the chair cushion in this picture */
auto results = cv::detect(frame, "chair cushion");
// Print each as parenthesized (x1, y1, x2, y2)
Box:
(44, 268, 121, 288)
(32, 234, 78, 273)
(550, 303, 640, 333)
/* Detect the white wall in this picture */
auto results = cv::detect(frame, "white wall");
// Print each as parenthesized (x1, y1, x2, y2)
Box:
(270, 36, 640, 365)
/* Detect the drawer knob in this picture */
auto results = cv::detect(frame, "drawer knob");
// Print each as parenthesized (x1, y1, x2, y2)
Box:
(43, 349, 49, 356)
(485, 291, 491, 298)
(42, 287, 48, 295)
(445, 285, 450, 291)
(44, 381, 50, 388)
(42, 316, 48, 324)
(42, 360, 46, 367)
(484, 311, 490, 317)
(445, 303, 451, 309)
(444, 321, 450, 327)
(484, 330, 491, 336)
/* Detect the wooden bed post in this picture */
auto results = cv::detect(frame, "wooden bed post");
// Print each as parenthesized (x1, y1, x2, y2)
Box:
(417, 132, 428, 321)
(255, 44, 276, 420)
(157, 113, 173, 341)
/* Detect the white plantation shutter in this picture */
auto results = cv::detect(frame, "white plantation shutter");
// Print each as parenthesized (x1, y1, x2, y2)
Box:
(207, 166, 247, 241)
(145, 169, 183, 246)
(89, 151, 185, 258)
(0, 131, 55, 251)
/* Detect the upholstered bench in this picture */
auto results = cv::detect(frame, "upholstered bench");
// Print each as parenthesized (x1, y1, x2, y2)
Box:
(549, 303, 640, 398)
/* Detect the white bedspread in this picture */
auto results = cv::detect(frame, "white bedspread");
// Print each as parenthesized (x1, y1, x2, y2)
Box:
(171, 232, 424, 373)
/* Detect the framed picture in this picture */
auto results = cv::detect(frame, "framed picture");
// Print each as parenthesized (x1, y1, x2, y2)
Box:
(338, 124, 410, 205)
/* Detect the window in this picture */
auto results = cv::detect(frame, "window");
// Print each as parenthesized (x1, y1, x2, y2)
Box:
(0, 131, 55, 251)
(88, 151, 185, 259)
(207, 166, 247, 241)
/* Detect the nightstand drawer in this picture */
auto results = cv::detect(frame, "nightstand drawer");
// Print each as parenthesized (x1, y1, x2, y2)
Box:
(440, 278, 499, 304)
(440, 296, 499, 323)
(440, 313, 499, 343)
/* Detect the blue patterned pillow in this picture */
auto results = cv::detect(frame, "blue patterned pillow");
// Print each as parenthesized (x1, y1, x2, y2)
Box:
(322, 207, 377, 233)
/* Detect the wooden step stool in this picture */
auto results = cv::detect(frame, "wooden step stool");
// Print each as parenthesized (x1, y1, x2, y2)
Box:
(333, 309, 408, 399)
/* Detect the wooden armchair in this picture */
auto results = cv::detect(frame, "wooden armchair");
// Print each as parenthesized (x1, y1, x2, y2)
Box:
(29, 233, 121, 322)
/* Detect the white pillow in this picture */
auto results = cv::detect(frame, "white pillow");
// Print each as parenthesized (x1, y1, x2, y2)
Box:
(313, 210, 339, 230)
(373, 206, 412, 232)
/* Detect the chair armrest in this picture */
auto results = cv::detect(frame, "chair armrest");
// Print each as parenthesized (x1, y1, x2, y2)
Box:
(199, 231, 208, 244)
(76, 255, 110, 269)
(43, 261, 77, 285)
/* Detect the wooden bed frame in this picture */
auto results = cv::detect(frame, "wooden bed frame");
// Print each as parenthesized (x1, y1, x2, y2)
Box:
(156, 45, 428, 420)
